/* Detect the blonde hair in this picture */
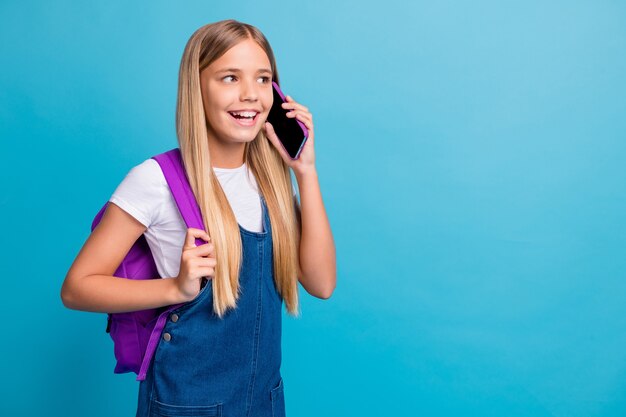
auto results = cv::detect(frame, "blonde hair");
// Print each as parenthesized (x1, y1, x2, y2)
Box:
(176, 19, 301, 317)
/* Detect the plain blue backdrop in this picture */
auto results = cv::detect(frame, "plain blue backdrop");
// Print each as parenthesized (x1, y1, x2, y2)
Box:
(1, 1, 625, 416)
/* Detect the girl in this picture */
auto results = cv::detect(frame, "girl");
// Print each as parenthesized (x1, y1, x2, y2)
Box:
(61, 19, 336, 417)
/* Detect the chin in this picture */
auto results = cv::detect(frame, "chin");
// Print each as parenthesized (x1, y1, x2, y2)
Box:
(228, 132, 258, 144)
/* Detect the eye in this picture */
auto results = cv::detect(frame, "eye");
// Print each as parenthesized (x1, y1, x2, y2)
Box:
(257, 76, 271, 84)
(222, 75, 237, 83)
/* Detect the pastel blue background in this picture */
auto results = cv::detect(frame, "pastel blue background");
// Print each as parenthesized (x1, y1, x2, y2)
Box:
(1, 1, 625, 416)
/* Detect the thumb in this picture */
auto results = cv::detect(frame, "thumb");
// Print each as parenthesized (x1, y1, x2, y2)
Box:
(263, 122, 290, 161)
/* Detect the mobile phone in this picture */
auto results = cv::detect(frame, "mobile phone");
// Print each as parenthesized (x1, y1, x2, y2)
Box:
(267, 81, 309, 159)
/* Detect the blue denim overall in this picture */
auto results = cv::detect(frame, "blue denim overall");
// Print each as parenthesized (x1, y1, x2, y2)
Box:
(136, 196, 286, 417)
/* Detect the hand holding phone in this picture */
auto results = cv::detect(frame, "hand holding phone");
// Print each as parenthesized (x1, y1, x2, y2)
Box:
(266, 81, 309, 159)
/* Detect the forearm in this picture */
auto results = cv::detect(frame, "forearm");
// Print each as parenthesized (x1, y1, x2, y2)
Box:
(295, 168, 336, 298)
(61, 273, 185, 313)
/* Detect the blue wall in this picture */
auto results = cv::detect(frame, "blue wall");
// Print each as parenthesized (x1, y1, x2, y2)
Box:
(1, 1, 625, 416)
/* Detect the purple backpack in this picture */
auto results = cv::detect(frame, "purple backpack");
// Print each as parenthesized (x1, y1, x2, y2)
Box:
(90, 148, 208, 381)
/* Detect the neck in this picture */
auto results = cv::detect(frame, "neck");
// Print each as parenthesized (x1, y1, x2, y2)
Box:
(207, 138, 246, 169)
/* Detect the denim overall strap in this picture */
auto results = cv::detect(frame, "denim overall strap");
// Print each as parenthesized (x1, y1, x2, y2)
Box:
(136, 195, 286, 417)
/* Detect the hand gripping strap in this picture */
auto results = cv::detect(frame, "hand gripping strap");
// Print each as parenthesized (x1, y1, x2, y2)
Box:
(136, 147, 208, 381)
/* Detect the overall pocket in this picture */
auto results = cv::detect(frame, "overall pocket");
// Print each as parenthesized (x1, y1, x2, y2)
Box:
(170, 279, 214, 316)
(270, 377, 286, 417)
(150, 398, 222, 417)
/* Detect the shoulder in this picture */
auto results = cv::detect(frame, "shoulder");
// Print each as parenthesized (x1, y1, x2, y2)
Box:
(109, 157, 168, 227)
(128, 158, 166, 184)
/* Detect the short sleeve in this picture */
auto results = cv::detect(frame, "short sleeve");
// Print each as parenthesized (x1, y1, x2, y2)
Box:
(108, 158, 166, 228)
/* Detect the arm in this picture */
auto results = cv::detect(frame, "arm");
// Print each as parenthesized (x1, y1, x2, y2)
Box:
(294, 168, 337, 299)
(263, 94, 337, 299)
(60, 202, 188, 313)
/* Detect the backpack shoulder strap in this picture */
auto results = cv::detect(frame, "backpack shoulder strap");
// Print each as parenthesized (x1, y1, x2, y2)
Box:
(151, 148, 207, 247)
(134, 148, 211, 382)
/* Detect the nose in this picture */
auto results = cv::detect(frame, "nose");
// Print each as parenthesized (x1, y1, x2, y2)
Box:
(239, 78, 259, 102)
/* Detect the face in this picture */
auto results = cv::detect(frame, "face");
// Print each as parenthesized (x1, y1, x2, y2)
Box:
(200, 38, 273, 148)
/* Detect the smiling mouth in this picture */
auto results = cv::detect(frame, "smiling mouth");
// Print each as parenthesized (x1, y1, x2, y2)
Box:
(228, 111, 259, 126)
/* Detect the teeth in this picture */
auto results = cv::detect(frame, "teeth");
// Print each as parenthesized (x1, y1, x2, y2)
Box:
(231, 111, 257, 118)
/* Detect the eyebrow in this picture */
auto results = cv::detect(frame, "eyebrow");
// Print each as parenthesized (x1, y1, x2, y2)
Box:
(215, 68, 273, 74)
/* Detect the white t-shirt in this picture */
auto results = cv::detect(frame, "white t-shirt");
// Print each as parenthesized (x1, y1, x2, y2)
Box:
(109, 158, 296, 279)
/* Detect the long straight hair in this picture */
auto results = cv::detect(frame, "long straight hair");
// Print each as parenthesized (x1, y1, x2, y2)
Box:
(176, 19, 300, 317)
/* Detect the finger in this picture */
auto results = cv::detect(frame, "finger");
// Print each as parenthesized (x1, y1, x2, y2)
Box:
(191, 256, 216, 268)
(286, 108, 312, 119)
(286, 95, 301, 105)
(263, 122, 292, 161)
(286, 109, 312, 122)
(184, 228, 211, 249)
(194, 242, 215, 257)
(198, 257, 217, 268)
(188, 266, 215, 280)
(287, 111, 313, 130)
(188, 257, 216, 273)
(283, 94, 308, 109)
(199, 267, 215, 278)
(186, 227, 211, 240)
(282, 101, 309, 113)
